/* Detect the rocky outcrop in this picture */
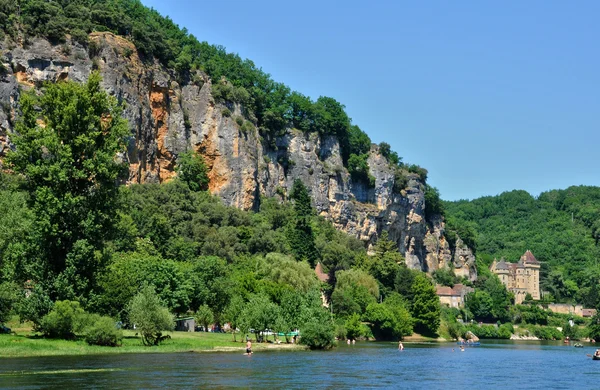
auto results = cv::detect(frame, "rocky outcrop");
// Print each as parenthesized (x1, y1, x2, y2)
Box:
(0, 33, 477, 279)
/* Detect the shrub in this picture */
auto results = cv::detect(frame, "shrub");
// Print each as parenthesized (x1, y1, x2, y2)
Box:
(84, 315, 123, 347)
(241, 121, 254, 133)
(123, 47, 134, 58)
(40, 300, 86, 339)
(221, 108, 231, 117)
(128, 285, 174, 346)
(70, 29, 89, 46)
(176, 151, 209, 192)
(300, 320, 335, 349)
(235, 116, 244, 126)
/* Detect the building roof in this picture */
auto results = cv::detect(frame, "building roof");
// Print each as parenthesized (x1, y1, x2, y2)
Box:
(315, 262, 329, 282)
(582, 309, 597, 317)
(436, 284, 473, 297)
(521, 250, 539, 264)
(495, 259, 509, 270)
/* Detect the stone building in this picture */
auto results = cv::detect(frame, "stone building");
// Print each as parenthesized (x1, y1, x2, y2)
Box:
(436, 284, 474, 308)
(490, 250, 540, 304)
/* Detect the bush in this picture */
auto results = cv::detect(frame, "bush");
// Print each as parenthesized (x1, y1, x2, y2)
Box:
(128, 285, 174, 346)
(70, 29, 89, 46)
(300, 320, 336, 350)
(85, 315, 123, 347)
(221, 108, 231, 117)
(0, 282, 20, 324)
(40, 300, 86, 339)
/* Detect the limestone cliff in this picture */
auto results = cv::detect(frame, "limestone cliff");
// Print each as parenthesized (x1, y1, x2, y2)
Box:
(0, 33, 476, 280)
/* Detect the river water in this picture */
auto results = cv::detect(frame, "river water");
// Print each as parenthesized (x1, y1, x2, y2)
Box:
(0, 340, 599, 389)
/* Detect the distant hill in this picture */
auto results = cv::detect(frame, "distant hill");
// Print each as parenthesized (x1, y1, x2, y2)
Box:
(444, 186, 600, 306)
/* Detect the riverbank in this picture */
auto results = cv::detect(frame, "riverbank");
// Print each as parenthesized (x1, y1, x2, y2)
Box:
(0, 327, 306, 358)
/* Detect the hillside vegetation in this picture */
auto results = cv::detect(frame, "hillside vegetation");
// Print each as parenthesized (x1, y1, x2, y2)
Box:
(444, 188, 600, 307)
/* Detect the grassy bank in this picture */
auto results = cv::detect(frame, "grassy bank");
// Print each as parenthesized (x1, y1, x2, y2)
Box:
(0, 322, 306, 358)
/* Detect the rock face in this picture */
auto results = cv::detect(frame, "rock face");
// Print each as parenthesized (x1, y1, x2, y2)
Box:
(0, 33, 476, 279)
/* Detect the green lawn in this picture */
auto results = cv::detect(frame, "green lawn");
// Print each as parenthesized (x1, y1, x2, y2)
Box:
(0, 322, 305, 358)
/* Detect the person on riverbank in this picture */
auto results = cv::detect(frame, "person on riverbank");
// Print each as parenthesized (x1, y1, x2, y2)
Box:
(398, 341, 404, 351)
(246, 339, 252, 356)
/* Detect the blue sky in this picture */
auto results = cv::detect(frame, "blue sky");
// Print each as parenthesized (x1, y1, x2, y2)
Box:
(141, 0, 599, 201)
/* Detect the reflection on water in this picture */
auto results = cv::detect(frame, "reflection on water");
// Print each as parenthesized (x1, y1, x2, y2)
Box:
(1, 340, 599, 389)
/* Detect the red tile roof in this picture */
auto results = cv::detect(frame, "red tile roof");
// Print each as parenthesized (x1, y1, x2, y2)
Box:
(521, 250, 539, 264)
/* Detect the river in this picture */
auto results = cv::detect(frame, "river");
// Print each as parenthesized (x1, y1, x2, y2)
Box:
(0, 340, 598, 389)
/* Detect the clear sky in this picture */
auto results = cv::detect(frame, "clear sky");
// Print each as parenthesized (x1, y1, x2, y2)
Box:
(141, 0, 599, 201)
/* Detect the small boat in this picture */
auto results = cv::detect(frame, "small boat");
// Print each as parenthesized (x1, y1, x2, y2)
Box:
(457, 341, 480, 346)
(574, 343, 584, 348)
(593, 355, 600, 360)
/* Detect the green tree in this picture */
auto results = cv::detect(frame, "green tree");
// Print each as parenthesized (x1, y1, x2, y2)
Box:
(240, 293, 279, 342)
(194, 304, 214, 331)
(177, 151, 209, 192)
(371, 231, 403, 293)
(39, 300, 87, 339)
(465, 291, 494, 322)
(288, 180, 319, 266)
(587, 311, 600, 342)
(365, 293, 413, 340)
(128, 285, 174, 346)
(410, 274, 441, 335)
(7, 72, 129, 300)
(223, 295, 245, 342)
(0, 282, 21, 324)
(300, 319, 336, 350)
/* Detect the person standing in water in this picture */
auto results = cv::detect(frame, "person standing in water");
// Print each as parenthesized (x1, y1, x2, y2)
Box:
(246, 339, 252, 356)
(398, 341, 404, 351)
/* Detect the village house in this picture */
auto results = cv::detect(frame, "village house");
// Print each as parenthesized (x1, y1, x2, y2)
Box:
(490, 250, 540, 304)
(435, 284, 474, 308)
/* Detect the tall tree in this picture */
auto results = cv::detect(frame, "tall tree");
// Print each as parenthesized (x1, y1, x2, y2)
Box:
(287, 179, 319, 267)
(7, 72, 129, 300)
(410, 273, 441, 336)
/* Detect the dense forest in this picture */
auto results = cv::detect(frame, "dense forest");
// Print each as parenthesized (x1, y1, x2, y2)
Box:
(444, 188, 600, 307)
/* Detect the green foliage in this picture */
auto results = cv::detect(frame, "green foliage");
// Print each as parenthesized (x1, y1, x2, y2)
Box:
(331, 269, 379, 317)
(0, 282, 20, 324)
(424, 185, 444, 220)
(260, 253, 318, 293)
(16, 285, 54, 328)
(287, 180, 319, 266)
(194, 305, 214, 331)
(444, 186, 600, 305)
(7, 72, 128, 301)
(300, 319, 336, 350)
(410, 274, 441, 335)
(365, 293, 413, 340)
(370, 231, 403, 294)
(407, 164, 428, 182)
(379, 142, 402, 167)
(40, 300, 86, 339)
(347, 153, 375, 188)
(128, 285, 174, 346)
(177, 151, 209, 192)
(432, 268, 458, 287)
(84, 314, 123, 346)
(587, 311, 600, 342)
(240, 293, 279, 341)
(464, 323, 512, 339)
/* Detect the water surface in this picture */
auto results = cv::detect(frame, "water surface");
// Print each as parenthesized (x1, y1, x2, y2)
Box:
(1, 340, 598, 389)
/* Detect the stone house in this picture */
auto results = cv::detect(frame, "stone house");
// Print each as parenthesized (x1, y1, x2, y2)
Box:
(490, 250, 540, 304)
(436, 284, 474, 308)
